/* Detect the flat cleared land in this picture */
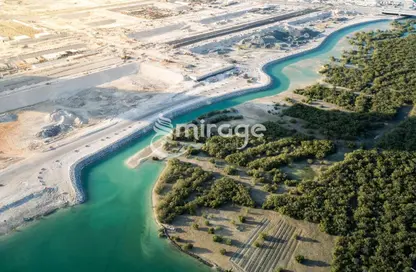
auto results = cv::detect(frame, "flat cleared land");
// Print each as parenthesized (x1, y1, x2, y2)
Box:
(0, 21, 40, 38)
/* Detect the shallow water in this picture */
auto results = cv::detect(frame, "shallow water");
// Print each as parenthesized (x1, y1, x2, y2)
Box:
(0, 20, 391, 272)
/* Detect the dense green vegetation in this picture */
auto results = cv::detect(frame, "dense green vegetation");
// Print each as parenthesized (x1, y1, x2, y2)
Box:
(318, 21, 416, 116)
(225, 137, 334, 170)
(294, 84, 370, 112)
(156, 159, 213, 223)
(196, 108, 238, 120)
(202, 136, 247, 158)
(156, 160, 254, 223)
(263, 150, 416, 271)
(191, 177, 255, 208)
(283, 104, 384, 139)
(377, 117, 416, 151)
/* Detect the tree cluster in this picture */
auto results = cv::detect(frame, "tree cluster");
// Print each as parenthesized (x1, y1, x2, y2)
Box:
(283, 104, 384, 139)
(157, 160, 254, 223)
(263, 150, 416, 271)
(377, 117, 416, 151)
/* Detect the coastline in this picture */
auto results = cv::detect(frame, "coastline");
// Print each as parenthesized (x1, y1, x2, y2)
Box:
(0, 15, 394, 236)
(151, 164, 220, 270)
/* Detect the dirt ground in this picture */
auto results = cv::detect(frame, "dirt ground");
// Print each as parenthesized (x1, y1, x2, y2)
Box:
(0, 21, 40, 38)
(0, 110, 47, 169)
(153, 149, 336, 272)
(154, 189, 335, 272)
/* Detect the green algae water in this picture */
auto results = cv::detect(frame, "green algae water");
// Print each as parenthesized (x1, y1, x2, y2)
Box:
(0, 20, 390, 272)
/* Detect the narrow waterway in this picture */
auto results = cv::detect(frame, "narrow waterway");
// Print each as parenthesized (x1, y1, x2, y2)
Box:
(0, 20, 390, 272)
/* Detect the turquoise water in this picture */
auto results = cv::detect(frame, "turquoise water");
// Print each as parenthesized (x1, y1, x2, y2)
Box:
(0, 20, 390, 272)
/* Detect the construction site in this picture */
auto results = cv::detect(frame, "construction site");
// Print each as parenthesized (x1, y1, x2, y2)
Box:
(0, 0, 370, 170)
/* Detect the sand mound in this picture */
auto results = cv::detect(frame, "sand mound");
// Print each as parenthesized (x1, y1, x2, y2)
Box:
(38, 109, 88, 138)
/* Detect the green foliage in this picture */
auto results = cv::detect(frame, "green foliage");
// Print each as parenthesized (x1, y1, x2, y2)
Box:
(208, 227, 215, 234)
(224, 165, 238, 175)
(182, 243, 193, 251)
(192, 223, 199, 230)
(284, 180, 298, 187)
(225, 238, 232, 246)
(259, 232, 268, 241)
(319, 24, 416, 116)
(220, 248, 226, 255)
(156, 159, 213, 223)
(295, 255, 305, 264)
(283, 104, 384, 139)
(377, 117, 416, 151)
(213, 235, 223, 243)
(225, 137, 335, 168)
(261, 121, 296, 140)
(197, 108, 237, 120)
(202, 136, 246, 159)
(263, 150, 416, 271)
(157, 161, 254, 223)
(158, 228, 166, 238)
(191, 177, 255, 209)
(186, 146, 199, 155)
(238, 215, 246, 223)
(294, 84, 362, 112)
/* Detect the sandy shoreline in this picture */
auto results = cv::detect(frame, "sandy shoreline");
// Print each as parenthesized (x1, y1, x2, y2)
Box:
(151, 163, 221, 270)
(0, 15, 394, 236)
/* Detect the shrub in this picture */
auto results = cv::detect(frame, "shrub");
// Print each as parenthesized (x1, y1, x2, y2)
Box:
(204, 220, 210, 226)
(192, 223, 199, 230)
(224, 165, 238, 175)
(213, 235, 223, 243)
(238, 215, 246, 223)
(346, 141, 357, 149)
(155, 183, 165, 194)
(220, 248, 226, 255)
(182, 243, 193, 251)
(284, 180, 298, 187)
(158, 228, 166, 238)
(295, 255, 305, 263)
(186, 146, 200, 155)
(225, 238, 232, 246)
(208, 227, 215, 234)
